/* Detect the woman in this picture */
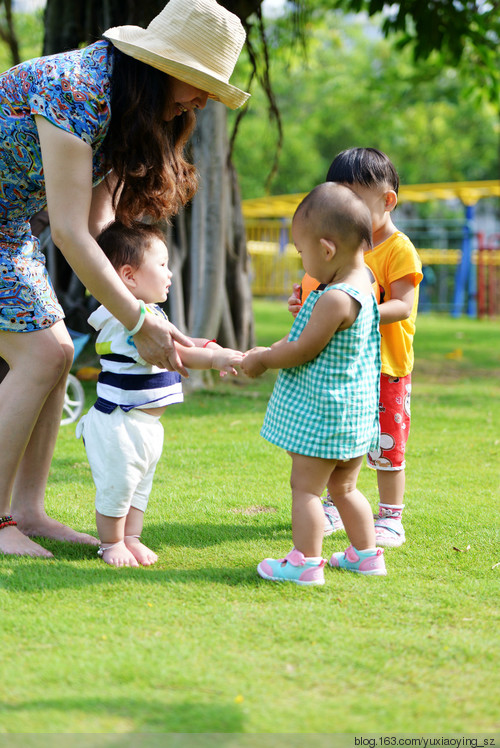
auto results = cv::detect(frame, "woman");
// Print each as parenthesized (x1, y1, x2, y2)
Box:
(0, 0, 250, 557)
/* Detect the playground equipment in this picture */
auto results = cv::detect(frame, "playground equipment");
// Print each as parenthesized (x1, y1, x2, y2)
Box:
(477, 232, 500, 318)
(242, 180, 500, 317)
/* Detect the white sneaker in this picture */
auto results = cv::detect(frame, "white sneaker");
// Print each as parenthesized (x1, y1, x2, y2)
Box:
(323, 500, 344, 535)
(375, 508, 405, 547)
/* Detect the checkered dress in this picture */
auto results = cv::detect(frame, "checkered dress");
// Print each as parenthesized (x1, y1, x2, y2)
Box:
(261, 283, 381, 460)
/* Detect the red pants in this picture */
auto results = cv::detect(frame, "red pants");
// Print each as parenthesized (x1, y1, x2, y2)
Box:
(367, 373, 411, 471)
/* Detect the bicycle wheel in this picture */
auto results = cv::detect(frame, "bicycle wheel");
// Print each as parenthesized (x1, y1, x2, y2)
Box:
(61, 373, 85, 425)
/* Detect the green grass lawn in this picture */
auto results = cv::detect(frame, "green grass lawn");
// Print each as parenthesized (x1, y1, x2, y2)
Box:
(0, 304, 499, 736)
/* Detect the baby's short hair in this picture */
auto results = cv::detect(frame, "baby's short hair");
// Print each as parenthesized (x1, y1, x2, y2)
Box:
(326, 147, 399, 194)
(97, 220, 166, 270)
(294, 182, 373, 252)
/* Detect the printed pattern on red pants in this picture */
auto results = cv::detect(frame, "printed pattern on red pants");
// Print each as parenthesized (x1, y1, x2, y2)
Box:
(367, 373, 411, 470)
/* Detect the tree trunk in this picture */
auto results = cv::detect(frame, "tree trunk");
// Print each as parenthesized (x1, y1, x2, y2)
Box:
(42, 0, 166, 54)
(0, 0, 21, 66)
(188, 100, 254, 349)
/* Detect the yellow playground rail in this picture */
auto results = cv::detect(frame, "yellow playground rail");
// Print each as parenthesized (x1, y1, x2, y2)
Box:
(242, 180, 500, 218)
(243, 181, 500, 316)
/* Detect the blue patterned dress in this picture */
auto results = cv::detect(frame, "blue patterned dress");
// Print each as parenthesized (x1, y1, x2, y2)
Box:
(0, 40, 113, 331)
(261, 283, 381, 460)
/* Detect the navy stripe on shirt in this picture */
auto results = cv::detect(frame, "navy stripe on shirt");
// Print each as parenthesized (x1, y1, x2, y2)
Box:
(101, 353, 136, 364)
(98, 370, 182, 391)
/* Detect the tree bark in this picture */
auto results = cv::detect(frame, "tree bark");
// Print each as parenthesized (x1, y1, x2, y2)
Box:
(187, 100, 254, 349)
(0, 0, 20, 66)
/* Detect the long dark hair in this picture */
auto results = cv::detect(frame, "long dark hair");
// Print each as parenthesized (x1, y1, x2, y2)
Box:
(104, 45, 198, 226)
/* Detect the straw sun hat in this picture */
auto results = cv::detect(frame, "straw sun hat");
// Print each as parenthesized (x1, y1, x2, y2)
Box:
(103, 0, 250, 110)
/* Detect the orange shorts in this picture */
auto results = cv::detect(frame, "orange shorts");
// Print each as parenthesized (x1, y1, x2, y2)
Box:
(367, 373, 412, 471)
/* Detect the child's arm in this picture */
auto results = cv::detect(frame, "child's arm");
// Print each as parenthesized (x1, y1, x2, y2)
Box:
(175, 342, 244, 376)
(242, 289, 358, 378)
(378, 275, 415, 325)
(190, 338, 219, 349)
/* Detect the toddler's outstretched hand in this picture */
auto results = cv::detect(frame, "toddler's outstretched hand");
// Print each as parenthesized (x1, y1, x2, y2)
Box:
(288, 283, 302, 318)
(242, 347, 269, 378)
(212, 347, 244, 377)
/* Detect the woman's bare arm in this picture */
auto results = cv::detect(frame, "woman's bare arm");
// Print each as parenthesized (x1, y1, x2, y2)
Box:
(36, 116, 192, 373)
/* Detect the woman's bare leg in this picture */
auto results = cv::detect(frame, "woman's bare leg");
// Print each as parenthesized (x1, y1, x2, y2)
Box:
(0, 322, 96, 556)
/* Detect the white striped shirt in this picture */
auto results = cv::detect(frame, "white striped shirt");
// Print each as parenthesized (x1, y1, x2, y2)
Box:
(88, 304, 183, 413)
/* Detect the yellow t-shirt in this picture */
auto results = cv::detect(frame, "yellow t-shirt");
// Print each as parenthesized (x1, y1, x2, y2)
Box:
(364, 231, 422, 377)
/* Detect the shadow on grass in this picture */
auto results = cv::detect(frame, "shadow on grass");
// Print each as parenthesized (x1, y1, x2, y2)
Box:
(0, 561, 262, 592)
(0, 518, 293, 591)
(0, 696, 244, 734)
(0, 733, 342, 748)
(148, 520, 290, 549)
(25, 518, 291, 560)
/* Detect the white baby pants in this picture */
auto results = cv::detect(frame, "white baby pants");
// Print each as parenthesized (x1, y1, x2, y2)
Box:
(77, 406, 164, 517)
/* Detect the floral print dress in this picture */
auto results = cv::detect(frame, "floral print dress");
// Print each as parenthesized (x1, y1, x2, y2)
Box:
(0, 40, 113, 331)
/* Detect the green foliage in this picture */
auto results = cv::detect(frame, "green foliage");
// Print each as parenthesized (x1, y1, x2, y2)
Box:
(0, 308, 499, 733)
(0, 10, 44, 72)
(229, 11, 499, 198)
(317, 0, 500, 102)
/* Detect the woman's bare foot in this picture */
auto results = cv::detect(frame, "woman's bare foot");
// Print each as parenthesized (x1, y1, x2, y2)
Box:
(125, 536, 158, 566)
(14, 513, 99, 546)
(0, 525, 53, 558)
(98, 540, 140, 568)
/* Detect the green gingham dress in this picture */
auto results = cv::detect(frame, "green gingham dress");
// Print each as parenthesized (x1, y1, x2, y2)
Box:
(261, 283, 381, 460)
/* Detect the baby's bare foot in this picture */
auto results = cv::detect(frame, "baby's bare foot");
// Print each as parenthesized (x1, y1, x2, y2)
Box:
(98, 540, 140, 568)
(0, 525, 53, 558)
(125, 536, 158, 566)
(15, 514, 99, 546)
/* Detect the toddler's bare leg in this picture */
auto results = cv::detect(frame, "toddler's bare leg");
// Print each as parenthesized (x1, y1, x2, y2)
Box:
(328, 456, 375, 550)
(290, 453, 336, 557)
(96, 511, 139, 568)
(377, 469, 405, 505)
(124, 507, 158, 566)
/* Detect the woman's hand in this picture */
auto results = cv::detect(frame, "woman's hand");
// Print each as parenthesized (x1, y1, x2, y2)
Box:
(133, 316, 194, 376)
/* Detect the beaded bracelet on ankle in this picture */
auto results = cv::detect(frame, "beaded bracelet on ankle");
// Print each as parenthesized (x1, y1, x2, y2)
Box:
(0, 515, 17, 530)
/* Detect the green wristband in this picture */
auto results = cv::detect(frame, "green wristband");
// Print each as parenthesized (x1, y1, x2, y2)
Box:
(127, 300, 146, 336)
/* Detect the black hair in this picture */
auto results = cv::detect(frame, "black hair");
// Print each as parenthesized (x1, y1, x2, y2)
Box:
(295, 182, 373, 251)
(97, 220, 166, 271)
(326, 148, 399, 194)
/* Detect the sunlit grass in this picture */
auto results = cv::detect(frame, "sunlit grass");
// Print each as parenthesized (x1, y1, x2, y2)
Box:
(0, 305, 498, 734)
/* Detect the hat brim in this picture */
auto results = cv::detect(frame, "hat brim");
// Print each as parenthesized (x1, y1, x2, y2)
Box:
(104, 28, 250, 110)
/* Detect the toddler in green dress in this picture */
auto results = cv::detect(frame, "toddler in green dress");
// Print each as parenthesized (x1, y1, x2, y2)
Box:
(242, 182, 385, 585)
